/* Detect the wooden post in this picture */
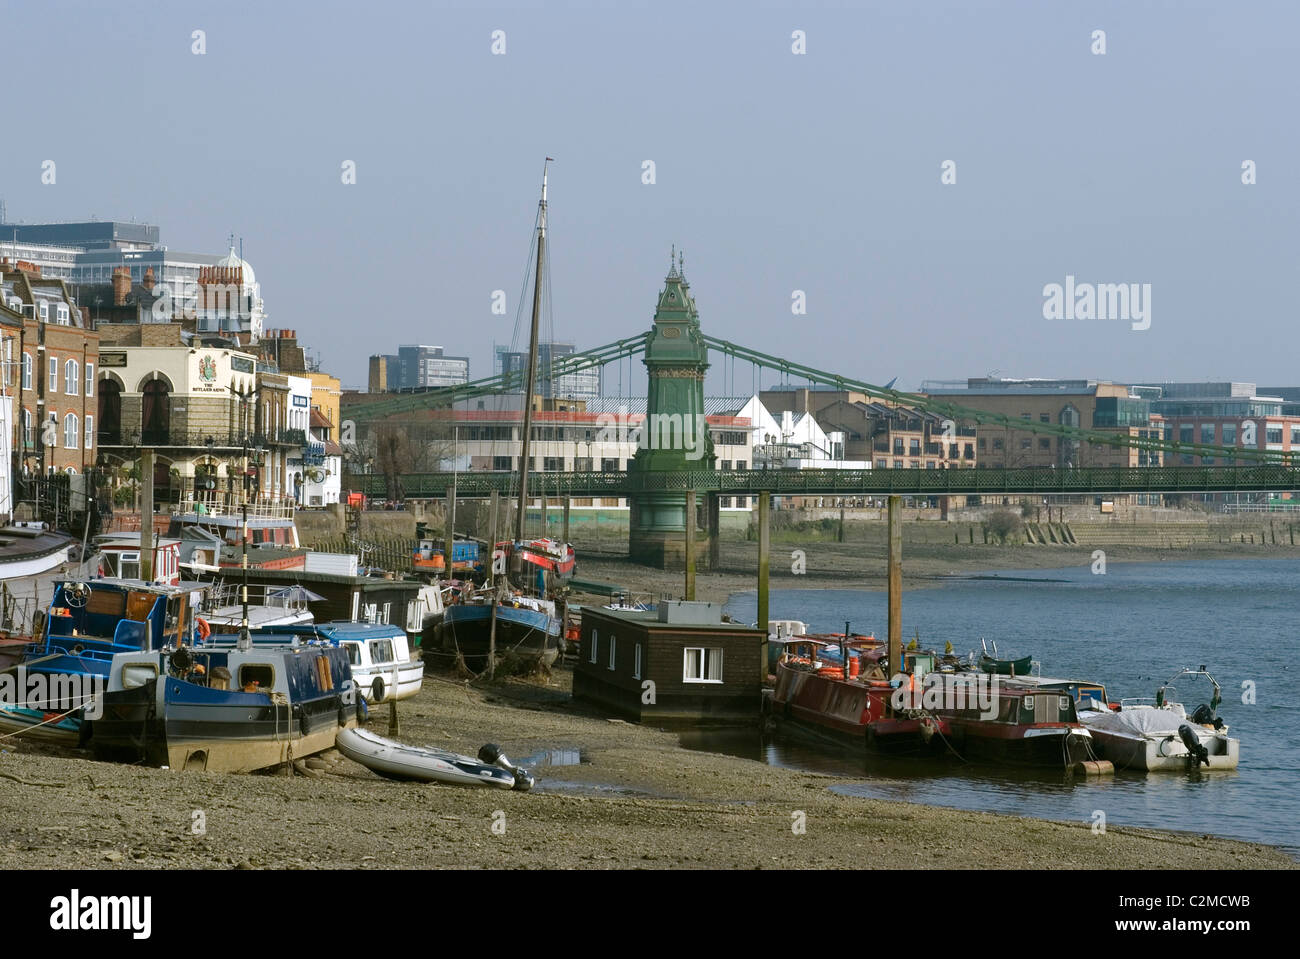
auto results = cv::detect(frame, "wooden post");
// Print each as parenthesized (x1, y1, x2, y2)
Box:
(444, 484, 456, 574)
(684, 489, 696, 600)
(758, 491, 770, 680)
(139, 447, 154, 583)
(487, 490, 499, 586)
(888, 495, 902, 684)
(707, 492, 720, 570)
(562, 496, 570, 542)
(838, 506, 845, 543)
(387, 668, 400, 735)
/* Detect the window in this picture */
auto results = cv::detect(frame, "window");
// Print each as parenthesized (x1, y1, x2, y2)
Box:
(22, 353, 31, 390)
(633, 644, 642, 680)
(1039, 438, 1051, 450)
(993, 438, 1004, 451)
(683, 647, 723, 683)
(65, 359, 78, 395)
(49, 357, 58, 393)
(608, 635, 616, 670)
(39, 302, 48, 321)
(22, 409, 32, 447)
(57, 304, 69, 325)
(64, 413, 78, 449)
(1201, 424, 1216, 445)
(589, 629, 599, 664)
(1222, 424, 1236, 446)
(85, 363, 94, 397)
(85, 415, 94, 450)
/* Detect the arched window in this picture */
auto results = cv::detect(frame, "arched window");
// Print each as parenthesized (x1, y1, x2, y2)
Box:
(65, 359, 79, 396)
(142, 379, 170, 445)
(98, 379, 122, 445)
(64, 413, 79, 450)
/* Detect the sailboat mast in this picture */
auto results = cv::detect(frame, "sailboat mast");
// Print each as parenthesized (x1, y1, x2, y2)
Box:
(515, 158, 550, 542)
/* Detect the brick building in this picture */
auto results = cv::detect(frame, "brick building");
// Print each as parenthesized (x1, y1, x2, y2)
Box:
(1, 261, 100, 476)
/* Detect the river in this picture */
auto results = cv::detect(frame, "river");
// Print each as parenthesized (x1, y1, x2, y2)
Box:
(698, 558, 1300, 853)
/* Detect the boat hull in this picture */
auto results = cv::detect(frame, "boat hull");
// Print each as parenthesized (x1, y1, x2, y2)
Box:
(352, 660, 424, 703)
(92, 675, 358, 774)
(1087, 728, 1239, 771)
(336, 728, 524, 789)
(440, 603, 560, 666)
(946, 721, 1094, 767)
(771, 662, 948, 754)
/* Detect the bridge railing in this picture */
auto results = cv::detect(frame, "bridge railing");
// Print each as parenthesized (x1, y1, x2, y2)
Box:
(344, 465, 1300, 499)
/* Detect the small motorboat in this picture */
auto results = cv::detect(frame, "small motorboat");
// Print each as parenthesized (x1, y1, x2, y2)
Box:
(1079, 667, 1239, 771)
(337, 727, 533, 790)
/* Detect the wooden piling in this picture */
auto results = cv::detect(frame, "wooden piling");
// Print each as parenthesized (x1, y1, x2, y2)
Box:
(684, 490, 696, 600)
(139, 447, 154, 583)
(888, 495, 902, 682)
(487, 490, 499, 585)
(707, 492, 720, 570)
(758, 491, 770, 680)
(445, 484, 456, 571)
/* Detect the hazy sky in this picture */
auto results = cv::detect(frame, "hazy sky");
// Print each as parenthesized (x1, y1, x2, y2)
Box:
(3, 0, 1296, 394)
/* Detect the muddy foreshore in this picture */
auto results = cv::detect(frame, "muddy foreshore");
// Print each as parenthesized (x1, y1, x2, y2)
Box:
(0, 664, 1292, 870)
(576, 539, 1300, 606)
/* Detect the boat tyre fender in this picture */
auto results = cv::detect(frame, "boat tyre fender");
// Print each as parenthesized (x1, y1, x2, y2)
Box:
(355, 693, 367, 724)
(298, 706, 312, 736)
(371, 677, 385, 704)
(336, 695, 348, 727)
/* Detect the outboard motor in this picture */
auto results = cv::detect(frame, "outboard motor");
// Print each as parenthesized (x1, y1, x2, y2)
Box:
(1178, 723, 1210, 766)
(1189, 703, 1224, 729)
(478, 743, 535, 791)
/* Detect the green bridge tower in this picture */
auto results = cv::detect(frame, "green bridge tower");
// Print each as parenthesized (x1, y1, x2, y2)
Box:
(627, 250, 715, 567)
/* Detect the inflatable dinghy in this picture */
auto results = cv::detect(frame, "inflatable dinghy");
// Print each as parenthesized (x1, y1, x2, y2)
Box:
(337, 727, 534, 790)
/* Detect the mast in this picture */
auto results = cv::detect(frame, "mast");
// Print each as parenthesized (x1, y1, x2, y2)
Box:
(515, 158, 551, 542)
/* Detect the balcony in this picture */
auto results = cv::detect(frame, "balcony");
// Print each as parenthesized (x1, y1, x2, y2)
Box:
(96, 430, 267, 451)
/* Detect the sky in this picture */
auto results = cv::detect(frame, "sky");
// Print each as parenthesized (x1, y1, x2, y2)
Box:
(1, 0, 1296, 394)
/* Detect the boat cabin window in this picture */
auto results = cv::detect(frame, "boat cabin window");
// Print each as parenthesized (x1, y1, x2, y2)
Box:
(122, 663, 157, 689)
(589, 629, 599, 664)
(368, 638, 394, 665)
(344, 643, 361, 665)
(238, 664, 275, 691)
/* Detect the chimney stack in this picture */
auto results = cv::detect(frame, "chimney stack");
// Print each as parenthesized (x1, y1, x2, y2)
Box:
(112, 266, 132, 306)
(142, 266, 156, 292)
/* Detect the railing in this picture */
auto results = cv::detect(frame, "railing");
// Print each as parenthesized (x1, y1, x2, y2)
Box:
(1220, 503, 1300, 513)
(171, 492, 296, 520)
(345, 464, 1300, 498)
(97, 430, 268, 450)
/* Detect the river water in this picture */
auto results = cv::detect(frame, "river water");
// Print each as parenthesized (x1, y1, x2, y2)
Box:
(699, 558, 1300, 853)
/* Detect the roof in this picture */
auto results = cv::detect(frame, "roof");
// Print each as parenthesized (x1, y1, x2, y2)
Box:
(253, 621, 406, 642)
(584, 605, 764, 633)
(309, 409, 332, 429)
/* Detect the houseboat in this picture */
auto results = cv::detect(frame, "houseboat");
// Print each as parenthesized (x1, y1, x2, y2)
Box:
(93, 533, 183, 585)
(90, 634, 357, 773)
(770, 636, 949, 753)
(928, 674, 1095, 768)
(0, 578, 208, 743)
(199, 581, 317, 633)
(252, 621, 423, 703)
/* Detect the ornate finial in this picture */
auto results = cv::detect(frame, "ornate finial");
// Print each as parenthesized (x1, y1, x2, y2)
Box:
(669, 244, 677, 277)
(679, 250, 685, 278)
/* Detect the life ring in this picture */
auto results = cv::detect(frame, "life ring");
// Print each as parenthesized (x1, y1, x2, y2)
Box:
(195, 617, 211, 641)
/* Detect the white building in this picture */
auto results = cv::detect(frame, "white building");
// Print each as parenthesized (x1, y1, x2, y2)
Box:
(737, 394, 869, 470)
